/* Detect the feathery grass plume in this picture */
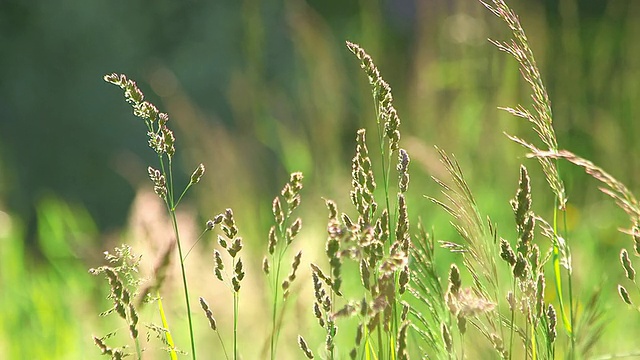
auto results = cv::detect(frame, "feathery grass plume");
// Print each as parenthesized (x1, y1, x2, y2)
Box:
(430, 149, 512, 355)
(104, 73, 208, 359)
(479, 1, 566, 210)
(478, 4, 584, 350)
(429, 148, 498, 301)
(573, 292, 606, 359)
(408, 222, 450, 357)
(531, 149, 640, 232)
(89, 245, 144, 359)
(264, 173, 304, 360)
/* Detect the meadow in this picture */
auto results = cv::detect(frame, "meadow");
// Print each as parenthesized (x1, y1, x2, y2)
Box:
(1, 0, 640, 359)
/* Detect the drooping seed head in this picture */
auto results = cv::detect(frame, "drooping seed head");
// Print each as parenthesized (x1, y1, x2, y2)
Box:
(199, 297, 218, 331)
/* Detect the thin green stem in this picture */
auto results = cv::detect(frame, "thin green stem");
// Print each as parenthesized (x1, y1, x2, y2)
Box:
(175, 183, 192, 209)
(233, 287, 239, 360)
(269, 221, 290, 360)
(184, 229, 208, 261)
(552, 203, 573, 358)
(170, 209, 197, 359)
(215, 328, 230, 360)
(159, 156, 197, 359)
(134, 337, 142, 360)
(168, 160, 176, 209)
(269, 256, 281, 360)
(460, 332, 465, 360)
(563, 210, 576, 358)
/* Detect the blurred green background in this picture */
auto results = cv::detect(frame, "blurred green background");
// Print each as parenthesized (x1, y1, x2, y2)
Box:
(1, 0, 639, 358)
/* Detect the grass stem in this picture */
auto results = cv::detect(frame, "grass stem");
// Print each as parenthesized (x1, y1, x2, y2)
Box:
(170, 209, 197, 359)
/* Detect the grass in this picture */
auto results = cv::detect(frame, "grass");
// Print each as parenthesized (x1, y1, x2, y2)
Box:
(91, 0, 640, 358)
(2, 0, 639, 359)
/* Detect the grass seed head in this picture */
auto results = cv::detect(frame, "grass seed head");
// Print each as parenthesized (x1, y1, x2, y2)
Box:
(359, 258, 371, 290)
(289, 218, 302, 240)
(547, 304, 557, 344)
(500, 238, 516, 266)
(272, 197, 284, 226)
(396, 321, 409, 360)
(199, 297, 218, 331)
(262, 256, 270, 275)
(128, 303, 139, 339)
(234, 257, 245, 281)
(399, 266, 410, 294)
(232, 276, 241, 292)
(268, 226, 277, 254)
(189, 163, 205, 185)
(618, 284, 632, 305)
(397, 149, 410, 193)
(297, 335, 314, 359)
(355, 324, 363, 346)
(228, 237, 243, 257)
(490, 333, 508, 359)
(620, 249, 636, 281)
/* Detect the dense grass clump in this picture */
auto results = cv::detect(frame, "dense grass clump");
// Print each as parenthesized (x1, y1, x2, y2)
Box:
(87, 1, 640, 359)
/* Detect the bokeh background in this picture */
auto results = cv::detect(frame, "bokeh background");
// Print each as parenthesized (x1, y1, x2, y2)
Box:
(1, 0, 639, 358)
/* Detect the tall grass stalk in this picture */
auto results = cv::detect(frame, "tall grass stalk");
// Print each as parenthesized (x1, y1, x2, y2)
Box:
(346, 40, 407, 359)
(104, 73, 207, 359)
(481, 0, 578, 354)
